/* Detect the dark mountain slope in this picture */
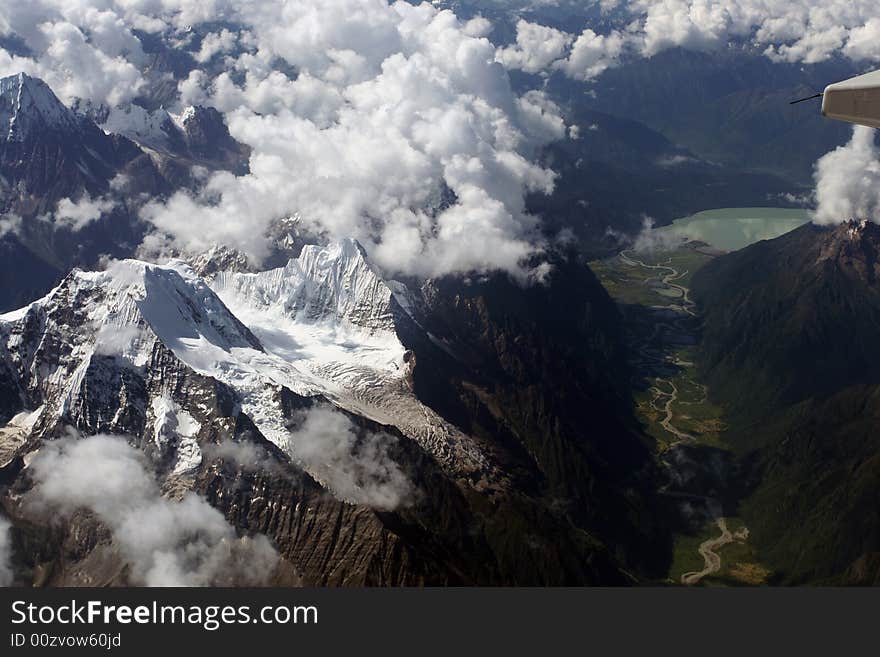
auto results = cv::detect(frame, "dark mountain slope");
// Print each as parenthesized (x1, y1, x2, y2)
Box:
(399, 253, 670, 577)
(0, 73, 144, 205)
(576, 48, 858, 184)
(730, 385, 880, 584)
(529, 103, 796, 256)
(691, 221, 880, 583)
(692, 221, 880, 418)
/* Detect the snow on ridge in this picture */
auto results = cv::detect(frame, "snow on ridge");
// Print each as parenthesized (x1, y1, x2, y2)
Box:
(100, 104, 177, 151)
(209, 240, 493, 480)
(211, 238, 406, 382)
(151, 395, 202, 475)
(1, 247, 494, 483)
(215, 238, 398, 334)
(0, 73, 80, 141)
(1, 258, 319, 451)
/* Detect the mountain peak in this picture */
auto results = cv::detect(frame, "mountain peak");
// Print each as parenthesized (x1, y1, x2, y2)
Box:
(817, 220, 880, 283)
(213, 238, 398, 334)
(0, 72, 80, 141)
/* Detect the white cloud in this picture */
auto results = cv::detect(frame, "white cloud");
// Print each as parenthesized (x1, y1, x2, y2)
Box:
(54, 194, 115, 231)
(93, 323, 146, 357)
(8, 0, 880, 277)
(194, 28, 238, 64)
(496, 19, 573, 75)
(628, 0, 880, 64)
(204, 439, 279, 473)
(287, 406, 413, 511)
(0, 213, 21, 239)
(0, 2, 146, 106)
(495, 20, 624, 82)
(27, 433, 278, 586)
(633, 215, 682, 252)
(813, 126, 880, 225)
(142, 2, 564, 279)
(496, 3, 880, 79)
(556, 28, 625, 81)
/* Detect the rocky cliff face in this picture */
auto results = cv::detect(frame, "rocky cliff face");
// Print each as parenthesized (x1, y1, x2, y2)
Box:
(0, 73, 144, 205)
(396, 255, 670, 577)
(0, 244, 664, 586)
(0, 73, 250, 314)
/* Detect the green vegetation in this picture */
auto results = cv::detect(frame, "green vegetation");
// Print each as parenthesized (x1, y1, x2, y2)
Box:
(591, 238, 777, 585)
(590, 243, 723, 450)
(590, 246, 712, 307)
(668, 518, 769, 586)
(688, 222, 880, 584)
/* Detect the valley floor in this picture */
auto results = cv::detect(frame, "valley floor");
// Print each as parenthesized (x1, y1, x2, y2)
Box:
(591, 243, 770, 586)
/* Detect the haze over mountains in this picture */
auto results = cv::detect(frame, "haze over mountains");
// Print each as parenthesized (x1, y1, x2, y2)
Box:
(1, 0, 880, 587)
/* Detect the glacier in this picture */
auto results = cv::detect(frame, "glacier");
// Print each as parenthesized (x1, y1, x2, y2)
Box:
(0, 240, 494, 493)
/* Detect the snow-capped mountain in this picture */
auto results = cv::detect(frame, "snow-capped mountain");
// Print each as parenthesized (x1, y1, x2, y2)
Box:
(0, 72, 142, 199)
(0, 237, 658, 586)
(0, 72, 156, 312)
(0, 73, 666, 588)
(215, 239, 400, 333)
(0, 72, 251, 315)
(211, 239, 406, 401)
(0, 244, 492, 483)
(98, 103, 183, 152)
(211, 239, 489, 476)
(97, 103, 249, 173)
(0, 73, 81, 141)
(0, 254, 481, 585)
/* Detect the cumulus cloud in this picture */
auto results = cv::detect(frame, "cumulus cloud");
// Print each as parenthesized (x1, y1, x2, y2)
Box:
(194, 29, 239, 64)
(141, 2, 564, 279)
(27, 434, 278, 586)
(0, 514, 12, 586)
(0, 213, 21, 239)
(627, 0, 880, 64)
(54, 194, 115, 231)
(495, 20, 624, 81)
(633, 215, 683, 252)
(5, 2, 880, 107)
(7, 0, 880, 277)
(497, 3, 880, 78)
(496, 19, 573, 74)
(287, 406, 413, 511)
(0, 1, 146, 105)
(812, 126, 880, 225)
(558, 28, 625, 81)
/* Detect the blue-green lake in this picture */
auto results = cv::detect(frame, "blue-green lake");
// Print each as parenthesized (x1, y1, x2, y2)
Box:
(662, 207, 811, 252)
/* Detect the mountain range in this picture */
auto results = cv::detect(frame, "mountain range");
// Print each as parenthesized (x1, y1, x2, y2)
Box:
(0, 73, 246, 313)
(692, 221, 880, 584)
(0, 236, 668, 585)
(0, 72, 671, 584)
(2, 61, 878, 587)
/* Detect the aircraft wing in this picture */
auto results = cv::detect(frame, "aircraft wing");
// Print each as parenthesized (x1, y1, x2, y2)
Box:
(822, 69, 880, 128)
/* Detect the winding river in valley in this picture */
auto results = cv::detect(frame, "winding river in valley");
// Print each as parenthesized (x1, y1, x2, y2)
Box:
(618, 249, 748, 585)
